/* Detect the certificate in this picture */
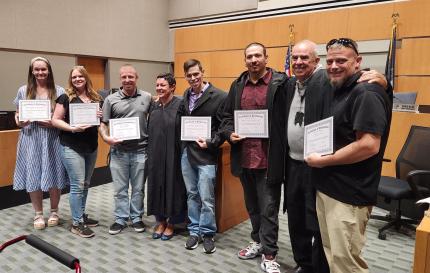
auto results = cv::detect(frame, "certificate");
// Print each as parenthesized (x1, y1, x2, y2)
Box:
(18, 100, 51, 121)
(69, 103, 100, 127)
(181, 116, 211, 141)
(234, 109, 269, 138)
(109, 117, 140, 141)
(304, 116, 334, 158)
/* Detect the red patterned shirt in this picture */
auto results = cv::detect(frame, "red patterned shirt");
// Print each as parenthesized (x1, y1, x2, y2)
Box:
(240, 70, 272, 169)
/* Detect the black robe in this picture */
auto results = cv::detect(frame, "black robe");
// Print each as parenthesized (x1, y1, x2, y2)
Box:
(146, 96, 186, 217)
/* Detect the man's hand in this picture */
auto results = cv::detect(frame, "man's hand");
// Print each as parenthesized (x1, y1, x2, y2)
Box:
(196, 137, 208, 149)
(358, 69, 388, 89)
(230, 132, 244, 143)
(305, 153, 327, 168)
(104, 136, 123, 146)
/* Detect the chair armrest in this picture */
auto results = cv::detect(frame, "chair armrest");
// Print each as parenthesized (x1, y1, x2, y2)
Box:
(406, 170, 430, 199)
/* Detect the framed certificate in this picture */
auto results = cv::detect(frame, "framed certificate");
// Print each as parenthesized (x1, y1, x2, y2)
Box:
(109, 117, 140, 141)
(181, 116, 211, 141)
(69, 103, 100, 127)
(18, 100, 51, 121)
(304, 116, 334, 158)
(234, 109, 269, 138)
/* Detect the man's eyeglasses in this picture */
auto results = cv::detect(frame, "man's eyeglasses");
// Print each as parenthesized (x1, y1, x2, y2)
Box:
(326, 38, 359, 55)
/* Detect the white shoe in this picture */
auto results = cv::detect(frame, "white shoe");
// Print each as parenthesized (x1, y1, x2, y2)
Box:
(260, 254, 281, 273)
(238, 241, 262, 259)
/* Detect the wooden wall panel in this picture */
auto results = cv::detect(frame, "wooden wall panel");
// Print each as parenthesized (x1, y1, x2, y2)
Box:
(307, 9, 350, 44)
(395, 1, 430, 39)
(381, 112, 430, 177)
(0, 130, 18, 187)
(347, 4, 394, 41)
(396, 76, 430, 105)
(397, 38, 430, 76)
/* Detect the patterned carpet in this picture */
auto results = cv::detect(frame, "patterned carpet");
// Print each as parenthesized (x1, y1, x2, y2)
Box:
(0, 183, 415, 273)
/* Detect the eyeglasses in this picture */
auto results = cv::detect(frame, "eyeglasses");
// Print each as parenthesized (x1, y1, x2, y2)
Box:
(326, 38, 359, 55)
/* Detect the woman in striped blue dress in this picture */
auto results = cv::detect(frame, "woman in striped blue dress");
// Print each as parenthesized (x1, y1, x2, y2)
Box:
(13, 57, 68, 230)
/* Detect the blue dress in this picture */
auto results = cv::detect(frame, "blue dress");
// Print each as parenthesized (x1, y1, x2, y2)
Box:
(13, 85, 68, 192)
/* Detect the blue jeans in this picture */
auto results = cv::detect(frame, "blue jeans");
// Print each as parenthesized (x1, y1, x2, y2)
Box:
(110, 148, 146, 225)
(61, 145, 97, 225)
(181, 148, 217, 236)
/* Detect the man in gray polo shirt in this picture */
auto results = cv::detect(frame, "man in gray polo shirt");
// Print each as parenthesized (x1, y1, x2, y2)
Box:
(99, 64, 152, 235)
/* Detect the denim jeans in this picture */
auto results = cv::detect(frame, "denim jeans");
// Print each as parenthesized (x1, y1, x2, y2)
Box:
(110, 148, 146, 225)
(61, 145, 97, 225)
(181, 148, 217, 236)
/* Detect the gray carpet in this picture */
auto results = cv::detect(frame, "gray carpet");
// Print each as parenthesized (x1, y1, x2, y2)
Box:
(0, 183, 415, 272)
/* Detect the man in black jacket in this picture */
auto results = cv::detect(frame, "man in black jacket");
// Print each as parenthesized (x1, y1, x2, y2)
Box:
(221, 42, 287, 273)
(282, 40, 331, 273)
(180, 59, 227, 254)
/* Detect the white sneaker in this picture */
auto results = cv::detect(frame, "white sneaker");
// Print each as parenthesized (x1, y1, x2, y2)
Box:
(260, 254, 281, 273)
(237, 241, 262, 259)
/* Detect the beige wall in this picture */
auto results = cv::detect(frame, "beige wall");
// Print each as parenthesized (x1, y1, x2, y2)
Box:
(0, 0, 170, 62)
(168, 0, 257, 20)
(0, 51, 75, 111)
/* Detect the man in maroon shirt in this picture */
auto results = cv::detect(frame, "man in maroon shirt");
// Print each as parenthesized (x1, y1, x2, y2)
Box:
(221, 42, 287, 273)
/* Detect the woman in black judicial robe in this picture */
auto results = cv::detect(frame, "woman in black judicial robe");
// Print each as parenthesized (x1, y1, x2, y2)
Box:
(147, 73, 186, 240)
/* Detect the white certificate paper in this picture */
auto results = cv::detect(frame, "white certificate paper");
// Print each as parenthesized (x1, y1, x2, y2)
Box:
(109, 117, 140, 141)
(18, 100, 51, 121)
(69, 103, 100, 127)
(304, 116, 334, 158)
(181, 116, 211, 141)
(234, 109, 269, 138)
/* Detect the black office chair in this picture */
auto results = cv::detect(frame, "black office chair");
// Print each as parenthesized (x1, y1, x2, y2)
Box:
(371, 125, 430, 240)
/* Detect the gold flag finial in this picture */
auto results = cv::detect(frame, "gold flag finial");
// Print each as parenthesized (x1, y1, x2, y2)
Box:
(288, 24, 295, 44)
(392, 13, 399, 26)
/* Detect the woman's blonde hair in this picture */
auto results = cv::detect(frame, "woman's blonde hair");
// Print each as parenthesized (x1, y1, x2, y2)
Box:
(66, 66, 101, 102)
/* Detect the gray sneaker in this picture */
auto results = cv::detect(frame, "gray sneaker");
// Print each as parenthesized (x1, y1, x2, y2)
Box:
(185, 235, 200, 250)
(202, 236, 216, 254)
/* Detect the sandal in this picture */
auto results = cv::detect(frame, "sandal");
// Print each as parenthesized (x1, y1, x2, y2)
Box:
(47, 211, 60, 227)
(33, 214, 45, 230)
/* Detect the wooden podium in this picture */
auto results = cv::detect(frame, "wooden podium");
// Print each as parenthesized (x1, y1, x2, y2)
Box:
(414, 215, 430, 273)
(215, 143, 249, 232)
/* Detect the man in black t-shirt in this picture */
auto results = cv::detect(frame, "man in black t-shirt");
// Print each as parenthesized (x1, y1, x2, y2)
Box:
(305, 38, 392, 273)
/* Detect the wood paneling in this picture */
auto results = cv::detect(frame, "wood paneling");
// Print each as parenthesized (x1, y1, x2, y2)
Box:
(77, 57, 106, 92)
(395, 1, 430, 39)
(307, 9, 350, 44)
(0, 130, 19, 187)
(347, 4, 394, 41)
(381, 112, 430, 177)
(396, 76, 430, 105)
(413, 216, 430, 273)
(95, 136, 110, 168)
(216, 143, 248, 232)
(397, 38, 430, 76)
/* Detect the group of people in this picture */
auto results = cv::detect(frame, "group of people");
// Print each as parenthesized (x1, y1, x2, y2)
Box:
(13, 36, 392, 273)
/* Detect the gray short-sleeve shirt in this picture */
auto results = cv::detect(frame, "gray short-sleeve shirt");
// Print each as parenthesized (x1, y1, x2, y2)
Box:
(102, 88, 151, 152)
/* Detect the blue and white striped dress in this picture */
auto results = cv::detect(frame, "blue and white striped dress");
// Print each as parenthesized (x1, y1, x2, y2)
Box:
(13, 85, 68, 192)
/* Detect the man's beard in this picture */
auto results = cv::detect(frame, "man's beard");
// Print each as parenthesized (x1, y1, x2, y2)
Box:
(330, 78, 346, 90)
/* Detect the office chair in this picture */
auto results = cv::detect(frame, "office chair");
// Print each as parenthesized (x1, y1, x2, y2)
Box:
(371, 125, 430, 240)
